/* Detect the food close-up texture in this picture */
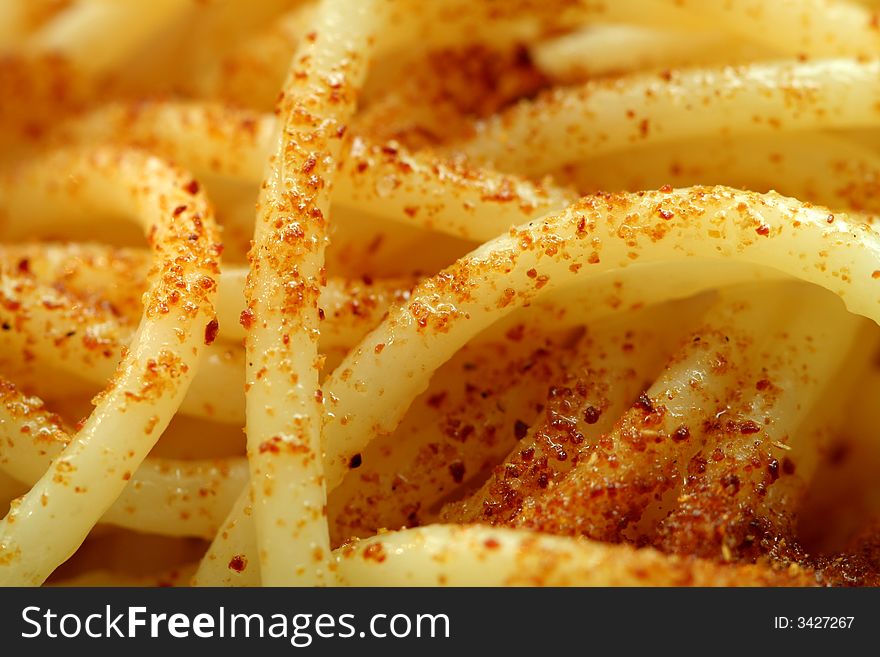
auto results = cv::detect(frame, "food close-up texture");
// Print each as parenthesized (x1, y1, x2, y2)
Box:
(2, 0, 880, 587)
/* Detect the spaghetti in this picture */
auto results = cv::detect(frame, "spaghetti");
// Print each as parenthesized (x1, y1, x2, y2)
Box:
(1, 0, 880, 587)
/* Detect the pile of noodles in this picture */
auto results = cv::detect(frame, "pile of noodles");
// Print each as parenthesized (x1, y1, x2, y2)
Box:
(1, 0, 880, 586)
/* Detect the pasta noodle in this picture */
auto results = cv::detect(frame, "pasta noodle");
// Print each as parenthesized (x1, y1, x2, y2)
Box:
(2, 0, 880, 587)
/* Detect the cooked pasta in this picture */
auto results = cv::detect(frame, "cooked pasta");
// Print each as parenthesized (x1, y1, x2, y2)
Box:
(1, 0, 880, 587)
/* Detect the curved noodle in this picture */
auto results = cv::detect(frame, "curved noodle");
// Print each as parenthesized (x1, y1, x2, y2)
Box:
(3, 0, 880, 588)
(0, 148, 221, 585)
(200, 185, 880, 583)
